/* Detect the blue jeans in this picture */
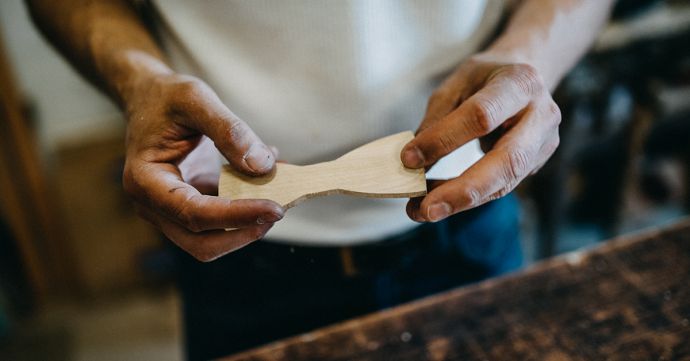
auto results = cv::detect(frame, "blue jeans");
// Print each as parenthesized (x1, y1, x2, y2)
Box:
(174, 195, 522, 360)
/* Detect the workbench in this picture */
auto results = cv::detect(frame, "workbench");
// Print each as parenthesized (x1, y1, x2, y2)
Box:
(223, 218, 690, 360)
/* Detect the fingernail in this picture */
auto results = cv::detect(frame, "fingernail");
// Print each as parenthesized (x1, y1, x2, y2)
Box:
(402, 146, 425, 168)
(257, 209, 284, 224)
(245, 143, 274, 173)
(427, 202, 451, 222)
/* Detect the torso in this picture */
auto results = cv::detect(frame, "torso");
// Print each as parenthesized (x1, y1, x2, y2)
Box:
(153, 0, 504, 244)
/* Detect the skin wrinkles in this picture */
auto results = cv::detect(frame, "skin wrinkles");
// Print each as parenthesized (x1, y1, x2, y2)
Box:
(401, 0, 613, 223)
(27, 0, 614, 260)
(28, 0, 283, 261)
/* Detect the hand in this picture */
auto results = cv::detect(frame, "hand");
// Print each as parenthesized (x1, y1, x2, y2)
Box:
(122, 72, 284, 261)
(178, 135, 280, 195)
(177, 135, 221, 196)
(401, 54, 561, 222)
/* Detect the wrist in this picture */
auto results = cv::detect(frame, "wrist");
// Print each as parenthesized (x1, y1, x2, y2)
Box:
(480, 38, 556, 90)
(89, 36, 173, 108)
(111, 51, 173, 107)
(81, 1, 173, 107)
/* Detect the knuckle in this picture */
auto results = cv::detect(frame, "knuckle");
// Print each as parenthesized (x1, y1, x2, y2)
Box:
(173, 76, 204, 98)
(437, 132, 458, 155)
(508, 63, 542, 96)
(469, 98, 497, 135)
(169, 77, 209, 111)
(196, 255, 214, 263)
(459, 187, 482, 209)
(495, 187, 511, 199)
(505, 178, 519, 194)
(223, 118, 249, 144)
(191, 248, 218, 263)
(506, 148, 531, 180)
(484, 194, 499, 203)
(185, 238, 218, 263)
(487, 190, 506, 203)
(546, 100, 562, 125)
(175, 196, 203, 232)
(488, 185, 515, 203)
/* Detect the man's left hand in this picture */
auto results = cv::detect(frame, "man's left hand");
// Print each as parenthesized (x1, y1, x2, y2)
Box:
(401, 53, 561, 222)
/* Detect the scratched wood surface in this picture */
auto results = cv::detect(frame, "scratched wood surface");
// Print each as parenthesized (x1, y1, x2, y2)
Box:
(223, 218, 690, 361)
(219, 131, 426, 209)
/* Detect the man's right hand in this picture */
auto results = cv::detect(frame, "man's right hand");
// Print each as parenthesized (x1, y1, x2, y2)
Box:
(26, 0, 284, 261)
(122, 71, 284, 262)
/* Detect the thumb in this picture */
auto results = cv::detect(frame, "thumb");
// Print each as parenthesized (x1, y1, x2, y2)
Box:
(173, 82, 274, 175)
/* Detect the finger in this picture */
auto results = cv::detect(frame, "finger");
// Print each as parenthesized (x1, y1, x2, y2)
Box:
(406, 179, 446, 221)
(171, 81, 275, 175)
(417, 108, 552, 221)
(402, 67, 537, 169)
(402, 88, 465, 172)
(418, 149, 529, 221)
(406, 196, 423, 222)
(417, 89, 461, 135)
(415, 63, 483, 134)
(156, 213, 273, 262)
(124, 161, 284, 232)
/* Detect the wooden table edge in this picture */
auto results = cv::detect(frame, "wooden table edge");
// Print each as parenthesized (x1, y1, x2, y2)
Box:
(221, 216, 690, 361)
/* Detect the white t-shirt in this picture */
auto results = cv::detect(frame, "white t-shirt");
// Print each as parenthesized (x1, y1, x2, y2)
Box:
(154, 0, 504, 245)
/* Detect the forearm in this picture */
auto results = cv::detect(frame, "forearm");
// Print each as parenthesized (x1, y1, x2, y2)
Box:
(26, 0, 170, 106)
(485, 0, 614, 90)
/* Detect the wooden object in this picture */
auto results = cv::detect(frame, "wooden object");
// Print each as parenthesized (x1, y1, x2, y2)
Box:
(222, 218, 690, 361)
(219, 131, 426, 209)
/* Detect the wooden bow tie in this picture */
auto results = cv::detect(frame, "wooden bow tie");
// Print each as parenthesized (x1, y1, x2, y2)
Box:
(219, 131, 427, 209)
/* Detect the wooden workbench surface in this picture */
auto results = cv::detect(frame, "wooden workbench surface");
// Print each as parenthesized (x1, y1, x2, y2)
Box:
(223, 218, 690, 361)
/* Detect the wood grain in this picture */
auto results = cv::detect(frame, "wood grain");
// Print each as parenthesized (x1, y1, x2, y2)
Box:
(219, 131, 427, 208)
(222, 218, 690, 361)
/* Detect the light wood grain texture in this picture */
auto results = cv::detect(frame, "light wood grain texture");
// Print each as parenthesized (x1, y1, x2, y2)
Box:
(219, 131, 426, 209)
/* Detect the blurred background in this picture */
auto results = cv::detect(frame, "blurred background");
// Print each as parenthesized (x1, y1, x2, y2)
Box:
(1, 0, 689, 360)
